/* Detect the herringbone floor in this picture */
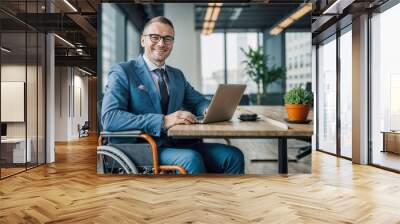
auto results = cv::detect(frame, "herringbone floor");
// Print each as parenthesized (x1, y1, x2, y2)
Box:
(1, 136, 400, 223)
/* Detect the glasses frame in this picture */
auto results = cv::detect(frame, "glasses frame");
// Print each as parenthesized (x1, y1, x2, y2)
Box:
(143, 34, 175, 45)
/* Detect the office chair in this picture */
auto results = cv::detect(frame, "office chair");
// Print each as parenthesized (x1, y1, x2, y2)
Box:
(78, 121, 90, 138)
(96, 99, 187, 175)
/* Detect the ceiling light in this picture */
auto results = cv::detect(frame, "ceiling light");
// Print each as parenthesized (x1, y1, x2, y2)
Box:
(208, 21, 216, 31)
(270, 27, 283, 36)
(269, 3, 312, 36)
(291, 3, 312, 19)
(230, 8, 242, 21)
(78, 67, 92, 76)
(204, 6, 213, 21)
(54, 34, 75, 48)
(1, 47, 11, 53)
(211, 6, 221, 22)
(63, 0, 78, 12)
(279, 17, 295, 28)
(202, 3, 223, 35)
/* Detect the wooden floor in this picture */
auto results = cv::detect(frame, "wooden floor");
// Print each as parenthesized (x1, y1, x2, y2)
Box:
(1, 136, 400, 223)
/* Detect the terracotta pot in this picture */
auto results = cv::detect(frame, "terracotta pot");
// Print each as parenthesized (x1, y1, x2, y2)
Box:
(285, 104, 310, 121)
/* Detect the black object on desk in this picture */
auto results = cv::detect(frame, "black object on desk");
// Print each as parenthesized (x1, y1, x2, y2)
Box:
(1, 123, 7, 137)
(238, 113, 258, 121)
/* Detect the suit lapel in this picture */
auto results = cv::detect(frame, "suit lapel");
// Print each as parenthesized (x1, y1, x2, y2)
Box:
(135, 56, 162, 113)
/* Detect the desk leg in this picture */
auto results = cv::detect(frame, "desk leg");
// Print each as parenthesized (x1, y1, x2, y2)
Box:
(278, 137, 288, 174)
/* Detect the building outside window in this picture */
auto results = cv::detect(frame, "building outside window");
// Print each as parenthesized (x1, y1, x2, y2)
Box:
(200, 33, 225, 95)
(200, 32, 259, 95)
(317, 36, 337, 155)
(339, 27, 352, 158)
(285, 32, 312, 91)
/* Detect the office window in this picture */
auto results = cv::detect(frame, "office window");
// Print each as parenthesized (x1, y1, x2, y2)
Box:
(371, 3, 400, 171)
(200, 33, 225, 94)
(339, 28, 352, 158)
(101, 4, 125, 94)
(126, 20, 141, 60)
(226, 32, 258, 94)
(317, 36, 337, 154)
(285, 32, 312, 91)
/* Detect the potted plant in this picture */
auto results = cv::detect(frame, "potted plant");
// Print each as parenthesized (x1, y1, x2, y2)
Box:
(241, 46, 285, 105)
(284, 87, 313, 121)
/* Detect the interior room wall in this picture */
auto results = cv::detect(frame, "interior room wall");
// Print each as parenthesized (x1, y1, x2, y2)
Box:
(54, 67, 89, 141)
(1, 65, 37, 139)
(164, 3, 202, 90)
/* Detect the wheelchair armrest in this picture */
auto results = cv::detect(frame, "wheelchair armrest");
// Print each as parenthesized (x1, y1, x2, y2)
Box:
(100, 130, 143, 138)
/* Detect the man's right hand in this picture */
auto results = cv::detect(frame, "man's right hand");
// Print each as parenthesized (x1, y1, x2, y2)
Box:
(163, 110, 197, 130)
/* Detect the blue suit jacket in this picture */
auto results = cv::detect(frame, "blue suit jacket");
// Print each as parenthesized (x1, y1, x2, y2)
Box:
(101, 56, 210, 145)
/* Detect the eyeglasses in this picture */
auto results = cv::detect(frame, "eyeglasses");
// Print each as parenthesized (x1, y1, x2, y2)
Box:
(143, 34, 174, 45)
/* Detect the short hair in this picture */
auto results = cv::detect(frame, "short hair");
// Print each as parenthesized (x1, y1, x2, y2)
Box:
(142, 16, 175, 34)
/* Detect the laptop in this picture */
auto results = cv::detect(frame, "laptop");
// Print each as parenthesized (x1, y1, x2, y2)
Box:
(197, 84, 246, 124)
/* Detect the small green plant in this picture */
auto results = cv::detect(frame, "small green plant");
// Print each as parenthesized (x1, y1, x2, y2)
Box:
(284, 87, 313, 105)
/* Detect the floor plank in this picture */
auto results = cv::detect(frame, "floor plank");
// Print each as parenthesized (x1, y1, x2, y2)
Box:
(1, 135, 400, 223)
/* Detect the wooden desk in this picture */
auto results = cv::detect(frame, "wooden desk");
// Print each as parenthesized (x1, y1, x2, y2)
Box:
(382, 131, 400, 154)
(1, 138, 32, 165)
(168, 106, 314, 174)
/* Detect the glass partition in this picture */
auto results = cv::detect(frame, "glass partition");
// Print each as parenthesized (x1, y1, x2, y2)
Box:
(339, 28, 352, 158)
(371, 3, 400, 171)
(0, 1, 46, 179)
(317, 36, 337, 154)
(1, 30, 28, 177)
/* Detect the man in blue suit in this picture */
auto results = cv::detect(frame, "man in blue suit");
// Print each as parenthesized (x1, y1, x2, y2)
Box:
(101, 16, 244, 174)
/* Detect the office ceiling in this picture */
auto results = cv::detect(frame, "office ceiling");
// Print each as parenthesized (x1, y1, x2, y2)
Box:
(0, 1, 311, 75)
(1, 0, 387, 75)
(195, 3, 310, 32)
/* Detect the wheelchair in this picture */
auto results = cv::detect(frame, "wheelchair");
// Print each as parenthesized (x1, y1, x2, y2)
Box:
(96, 100, 187, 175)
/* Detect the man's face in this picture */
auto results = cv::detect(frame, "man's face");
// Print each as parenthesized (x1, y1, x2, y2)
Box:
(141, 22, 174, 64)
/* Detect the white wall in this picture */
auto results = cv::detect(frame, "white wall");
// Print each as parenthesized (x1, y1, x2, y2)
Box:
(164, 3, 202, 90)
(55, 67, 69, 141)
(54, 67, 89, 141)
(1, 63, 47, 164)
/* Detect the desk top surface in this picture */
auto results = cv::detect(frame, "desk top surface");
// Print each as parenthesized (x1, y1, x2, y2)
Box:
(168, 106, 314, 138)
(1, 138, 28, 143)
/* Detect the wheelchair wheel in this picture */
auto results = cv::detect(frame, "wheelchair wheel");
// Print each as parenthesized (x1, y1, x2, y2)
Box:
(97, 146, 139, 174)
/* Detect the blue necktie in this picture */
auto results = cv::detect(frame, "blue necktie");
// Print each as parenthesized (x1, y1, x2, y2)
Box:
(155, 68, 169, 115)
